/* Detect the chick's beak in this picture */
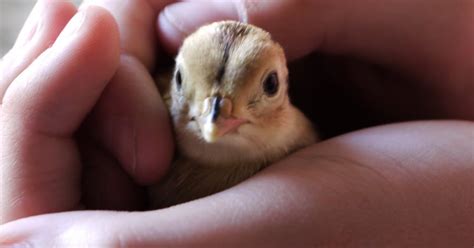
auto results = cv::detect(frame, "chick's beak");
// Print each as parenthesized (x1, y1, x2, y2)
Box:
(200, 96, 246, 142)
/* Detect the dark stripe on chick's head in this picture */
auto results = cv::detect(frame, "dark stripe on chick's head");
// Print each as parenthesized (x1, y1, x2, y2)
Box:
(215, 22, 251, 85)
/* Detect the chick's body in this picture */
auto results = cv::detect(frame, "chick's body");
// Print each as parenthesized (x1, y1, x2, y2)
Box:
(151, 21, 317, 207)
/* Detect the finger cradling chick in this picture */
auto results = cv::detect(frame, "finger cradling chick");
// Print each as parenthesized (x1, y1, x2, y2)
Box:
(151, 21, 318, 207)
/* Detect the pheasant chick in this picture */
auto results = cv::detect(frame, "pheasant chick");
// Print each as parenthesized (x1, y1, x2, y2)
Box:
(151, 21, 318, 207)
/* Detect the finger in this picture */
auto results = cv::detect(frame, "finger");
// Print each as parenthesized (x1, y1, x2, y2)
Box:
(84, 55, 174, 185)
(2, 121, 473, 246)
(2, 6, 120, 136)
(158, 0, 246, 56)
(79, 0, 176, 184)
(157, 0, 337, 59)
(82, 0, 177, 69)
(0, 0, 76, 100)
(0, 6, 120, 223)
(79, 137, 148, 211)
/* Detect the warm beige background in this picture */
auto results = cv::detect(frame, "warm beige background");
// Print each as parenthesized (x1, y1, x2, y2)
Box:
(0, 0, 81, 56)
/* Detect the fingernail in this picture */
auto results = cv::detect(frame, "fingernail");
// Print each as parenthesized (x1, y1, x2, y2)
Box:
(158, 3, 190, 51)
(158, 1, 241, 52)
(54, 8, 87, 45)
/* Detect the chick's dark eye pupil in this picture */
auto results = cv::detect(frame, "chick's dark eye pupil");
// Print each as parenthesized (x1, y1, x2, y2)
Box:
(176, 70, 182, 89)
(263, 72, 279, 96)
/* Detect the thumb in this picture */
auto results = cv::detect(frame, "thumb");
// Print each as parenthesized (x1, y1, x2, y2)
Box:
(158, 0, 474, 75)
(158, 0, 321, 60)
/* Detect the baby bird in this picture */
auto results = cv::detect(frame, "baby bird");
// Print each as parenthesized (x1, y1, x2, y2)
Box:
(151, 21, 317, 207)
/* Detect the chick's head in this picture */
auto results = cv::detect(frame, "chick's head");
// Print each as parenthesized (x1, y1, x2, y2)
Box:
(169, 21, 307, 167)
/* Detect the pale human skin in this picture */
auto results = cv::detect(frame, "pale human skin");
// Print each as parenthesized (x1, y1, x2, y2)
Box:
(0, 0, 473, 247)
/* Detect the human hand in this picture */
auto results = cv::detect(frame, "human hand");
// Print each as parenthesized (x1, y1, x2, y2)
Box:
(2, 122, 473, 246)
(0, 0, 174, 222)
(1, 0, 473, 247)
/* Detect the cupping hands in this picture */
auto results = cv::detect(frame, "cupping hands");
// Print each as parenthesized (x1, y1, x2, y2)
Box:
(1, 0, 473, 246)
(0, 0, 174, 220)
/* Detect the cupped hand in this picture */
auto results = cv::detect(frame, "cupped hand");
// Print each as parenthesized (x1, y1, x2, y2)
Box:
(1, 121, 473, 246)
(1, 0, 473, 246)
(0, 0, 174, 222)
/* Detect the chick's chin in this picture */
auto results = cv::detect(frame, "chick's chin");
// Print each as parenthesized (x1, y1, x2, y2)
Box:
(172, 115, 268, 168)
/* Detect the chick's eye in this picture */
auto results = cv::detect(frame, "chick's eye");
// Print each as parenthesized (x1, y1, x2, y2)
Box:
(175, 70, 182, 90)
(263, 72, 279, 96)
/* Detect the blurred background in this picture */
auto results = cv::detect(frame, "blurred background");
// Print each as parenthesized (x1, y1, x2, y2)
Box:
(0, 0, 81, 56)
